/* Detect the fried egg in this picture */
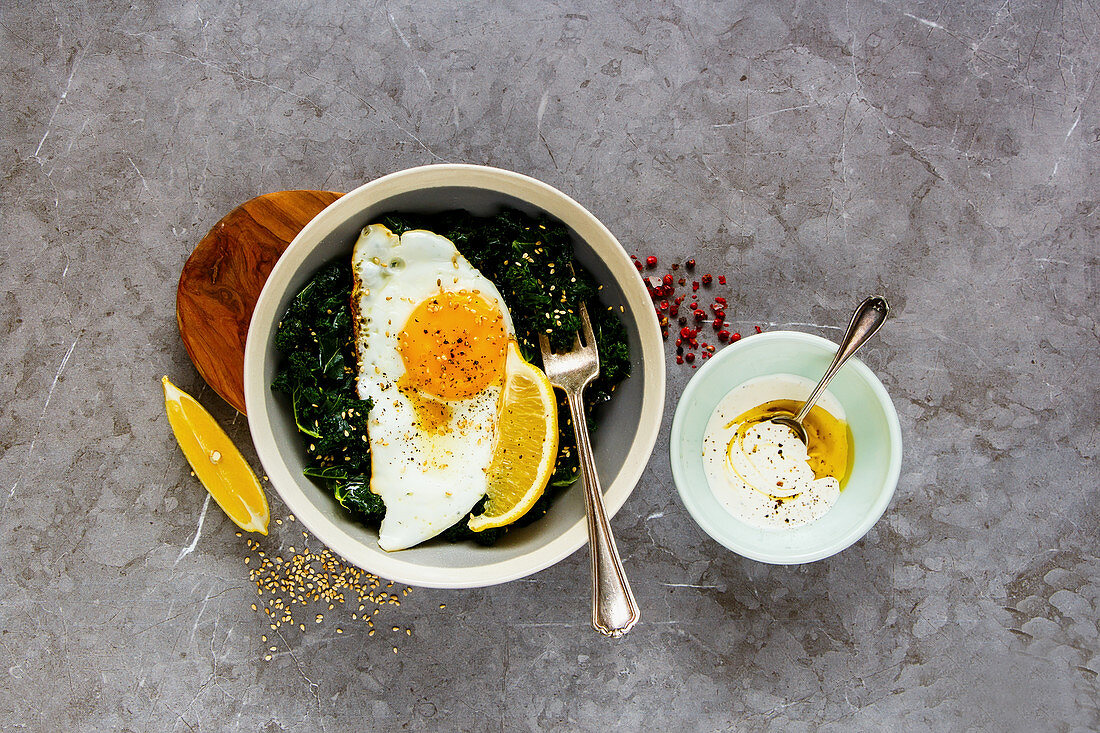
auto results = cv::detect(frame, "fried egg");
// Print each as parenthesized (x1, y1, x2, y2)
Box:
(351, 224, 515, 551)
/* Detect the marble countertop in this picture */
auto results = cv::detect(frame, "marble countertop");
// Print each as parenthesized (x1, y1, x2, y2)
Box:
(2, 0, 1097, 730)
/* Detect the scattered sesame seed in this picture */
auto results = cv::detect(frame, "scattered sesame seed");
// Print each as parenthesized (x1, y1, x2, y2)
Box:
(243, 525, 407, 654)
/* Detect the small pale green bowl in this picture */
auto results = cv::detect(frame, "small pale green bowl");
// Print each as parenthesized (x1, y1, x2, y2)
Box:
(670, 331, 902, 564)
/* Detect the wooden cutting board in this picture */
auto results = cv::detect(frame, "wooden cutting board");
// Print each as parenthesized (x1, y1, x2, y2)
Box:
(176, 190, 342, 414)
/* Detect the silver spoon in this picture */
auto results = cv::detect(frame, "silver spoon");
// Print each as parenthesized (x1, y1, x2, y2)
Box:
(770, 296, 889, 443)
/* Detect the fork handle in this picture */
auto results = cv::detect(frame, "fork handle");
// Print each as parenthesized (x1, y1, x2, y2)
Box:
(566, 391, 640, 637)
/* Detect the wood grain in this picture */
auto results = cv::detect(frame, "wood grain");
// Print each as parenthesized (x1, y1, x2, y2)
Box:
(176, 190, 342, 414)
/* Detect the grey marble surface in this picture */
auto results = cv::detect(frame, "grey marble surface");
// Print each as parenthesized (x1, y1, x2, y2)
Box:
(2, 0, 1098, 730)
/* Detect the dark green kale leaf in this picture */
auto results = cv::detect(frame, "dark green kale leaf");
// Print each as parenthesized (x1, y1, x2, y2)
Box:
(301, 467, 384, 522)
(588, 307, 631, 405)
(334, 480, 386, 521)
(272, 262, 373, 503)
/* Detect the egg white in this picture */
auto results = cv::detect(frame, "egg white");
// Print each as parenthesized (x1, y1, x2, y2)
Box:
(351, 224, 515, 551)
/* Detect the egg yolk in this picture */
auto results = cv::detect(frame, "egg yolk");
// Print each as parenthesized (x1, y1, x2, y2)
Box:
(398, 289, 508, 400)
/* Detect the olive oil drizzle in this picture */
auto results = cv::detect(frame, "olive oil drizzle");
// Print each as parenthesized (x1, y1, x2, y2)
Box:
(726, 399, 853, 497)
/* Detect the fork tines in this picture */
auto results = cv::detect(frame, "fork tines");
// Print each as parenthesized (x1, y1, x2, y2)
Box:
(539, 303, 599, 354)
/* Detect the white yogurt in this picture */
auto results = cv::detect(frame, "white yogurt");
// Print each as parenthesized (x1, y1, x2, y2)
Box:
(702, 374, 845, 530)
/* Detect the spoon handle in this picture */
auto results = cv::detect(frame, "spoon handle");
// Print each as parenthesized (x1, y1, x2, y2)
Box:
(793, 296, 889, 423)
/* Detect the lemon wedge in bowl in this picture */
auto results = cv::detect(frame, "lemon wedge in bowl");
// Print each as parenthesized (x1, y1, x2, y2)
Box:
(162, 376, 270, 534)
(469, 343, 559, 532)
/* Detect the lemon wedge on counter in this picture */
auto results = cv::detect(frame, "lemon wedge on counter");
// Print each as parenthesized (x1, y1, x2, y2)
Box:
(469, 343, 559, 532)
(162, 376, 269, 534)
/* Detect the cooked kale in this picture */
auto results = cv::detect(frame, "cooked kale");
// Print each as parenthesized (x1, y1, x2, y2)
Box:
(273, 208, 632, 547)
(271, 263, 373, 482)
(304, 466, 385, 520)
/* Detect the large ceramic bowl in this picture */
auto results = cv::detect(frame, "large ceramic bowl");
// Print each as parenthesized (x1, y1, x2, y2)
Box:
(670, 331, 901, 564)
(244, 165, 664, 588)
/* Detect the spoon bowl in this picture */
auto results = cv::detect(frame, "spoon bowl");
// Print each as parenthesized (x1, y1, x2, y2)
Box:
(769, 412, 810, 444)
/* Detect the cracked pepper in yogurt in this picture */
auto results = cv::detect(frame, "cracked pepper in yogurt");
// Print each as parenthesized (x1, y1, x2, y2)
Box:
(702, 374, 852, 529)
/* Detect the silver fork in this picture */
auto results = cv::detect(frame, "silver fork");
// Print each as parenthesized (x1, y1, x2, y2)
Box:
(538, 303, 640, 637)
